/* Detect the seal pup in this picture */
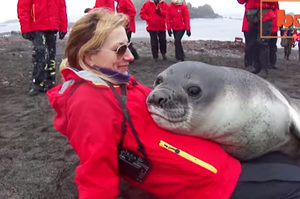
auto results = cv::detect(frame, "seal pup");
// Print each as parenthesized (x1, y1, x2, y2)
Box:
(146, 61, 300, 161)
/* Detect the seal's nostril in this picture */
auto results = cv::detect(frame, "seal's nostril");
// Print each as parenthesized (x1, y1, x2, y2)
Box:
(158, 98, 165, 106)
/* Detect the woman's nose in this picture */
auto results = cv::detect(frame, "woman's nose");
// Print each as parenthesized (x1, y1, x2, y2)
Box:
(124, 47, 134, 62)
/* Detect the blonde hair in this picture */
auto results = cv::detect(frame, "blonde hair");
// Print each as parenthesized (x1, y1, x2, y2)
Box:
(59, 8, 129, 84)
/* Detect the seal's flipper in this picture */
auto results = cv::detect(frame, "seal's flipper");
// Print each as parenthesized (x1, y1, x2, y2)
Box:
(288, 99, 300, 139)
(266, 84, 300, 140)
(276, 88, 300, 139)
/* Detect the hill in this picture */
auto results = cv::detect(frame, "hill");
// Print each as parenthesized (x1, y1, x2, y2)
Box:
(132, 0, 222, 19)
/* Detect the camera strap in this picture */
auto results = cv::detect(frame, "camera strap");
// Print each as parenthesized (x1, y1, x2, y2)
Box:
(108, 83, 151, 166)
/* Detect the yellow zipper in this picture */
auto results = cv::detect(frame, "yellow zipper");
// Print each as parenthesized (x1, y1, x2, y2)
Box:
(159, 140, 218, 174)
(31, 4, 36, 22)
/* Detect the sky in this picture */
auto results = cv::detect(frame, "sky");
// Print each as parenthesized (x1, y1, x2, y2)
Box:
(1, 0, 300, 23)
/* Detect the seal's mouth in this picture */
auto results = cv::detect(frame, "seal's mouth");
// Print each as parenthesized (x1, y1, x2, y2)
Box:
(147, 104, 188, 123)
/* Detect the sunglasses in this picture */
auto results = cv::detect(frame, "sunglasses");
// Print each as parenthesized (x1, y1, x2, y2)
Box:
(100, 41, 132, 58)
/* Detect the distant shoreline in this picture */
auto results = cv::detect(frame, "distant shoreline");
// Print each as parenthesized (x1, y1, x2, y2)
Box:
(0, 16, 242, 25)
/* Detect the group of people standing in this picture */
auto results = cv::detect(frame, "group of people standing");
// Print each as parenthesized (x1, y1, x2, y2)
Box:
(86, 0, 191, 62)
(239, 0, 300, 79)
(17, 0, 191, 96)
(238, 0, 280, 79)
(139, 0, 191, 61)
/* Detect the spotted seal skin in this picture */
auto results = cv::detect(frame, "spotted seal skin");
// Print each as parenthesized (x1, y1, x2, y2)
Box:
(146, 61, 300, 161)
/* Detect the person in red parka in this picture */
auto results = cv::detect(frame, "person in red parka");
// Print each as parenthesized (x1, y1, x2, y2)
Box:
(240, 3, 254, 70)
(140, 0, 169, 61)
(116, 0, 139, 60)
(84, 0, 115, 13)
(166, 0, 191, 62)
(237, 0, 277, 79)
(17, 0, 68, 96)
(268, 2, 279, 69)
(295, 30, 300, 62)
(47, 9, 300, 199)
(240, 1, 279, 72)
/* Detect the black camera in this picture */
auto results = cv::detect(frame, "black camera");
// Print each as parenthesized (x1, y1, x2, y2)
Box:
(118, 148, 151, 183)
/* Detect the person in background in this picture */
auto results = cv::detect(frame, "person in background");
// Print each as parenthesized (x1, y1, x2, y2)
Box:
(238, 0, 277, 79)
(84, 0, 115, 13)
(296, 30, 300, 62)
(166, 0, 191, 62)
(268, 2, 279, 69)
(239, 1, 255, 72)
(240, 1, 279, 72)
(140, 0, 169, 61)
(282, 27, 295, 61)
(17, 0, 68, 96)
(116, 0, 140, 60)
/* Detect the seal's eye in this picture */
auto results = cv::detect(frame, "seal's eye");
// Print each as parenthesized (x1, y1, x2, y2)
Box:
(187, 86, 201, 97)
(154, 77, 163, 86)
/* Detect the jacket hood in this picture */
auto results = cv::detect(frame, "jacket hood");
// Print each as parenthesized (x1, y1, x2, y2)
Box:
(47, 68, 137, 136)
(47, 68, 109, 136)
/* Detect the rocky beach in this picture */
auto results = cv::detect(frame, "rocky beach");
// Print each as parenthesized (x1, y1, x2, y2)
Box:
(1, 33, 300, 199)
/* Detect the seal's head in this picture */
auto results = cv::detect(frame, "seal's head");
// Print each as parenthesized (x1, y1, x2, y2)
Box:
(146, 61, 224, 136)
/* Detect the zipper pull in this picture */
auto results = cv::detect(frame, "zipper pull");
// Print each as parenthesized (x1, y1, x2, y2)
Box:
(163, 143, 180, 154)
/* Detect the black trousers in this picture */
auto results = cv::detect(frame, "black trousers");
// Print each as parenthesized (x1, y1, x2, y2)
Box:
(298, 46, 300, 61)
(230, 152, 300, 199)
(148, 30, 167, 59)
(284, 39, 293, 59)
(244, 30, 278, 69)
(243, 31, 252, 67)
(31, 30, 57, 91)
(244, 19, 273, 71)
(269, 32, 278, 66)
(173, 29, 185, 61)
(126, 30, 139, 59)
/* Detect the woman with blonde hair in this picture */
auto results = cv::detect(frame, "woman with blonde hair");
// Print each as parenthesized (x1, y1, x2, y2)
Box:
(47, 8, 300, 199)
(48, 7, 240, 199)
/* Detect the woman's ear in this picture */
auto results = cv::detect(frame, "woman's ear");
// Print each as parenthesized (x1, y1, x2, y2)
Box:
(83, 53, 94, 67)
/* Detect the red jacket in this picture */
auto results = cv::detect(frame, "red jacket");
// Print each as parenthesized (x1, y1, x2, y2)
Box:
(238, 0, 278, 33)
(116, 0, 137, 33)
(93, 0, 115, 11)
(296, 31, 300, 47)
(166, 3, 191, 31)
(17, 0, 68, 33)
(47, 68, 242, 199)
(140, 0, 169, 31)
(283, 29, 298, 46)
(271, 2, 279, 33)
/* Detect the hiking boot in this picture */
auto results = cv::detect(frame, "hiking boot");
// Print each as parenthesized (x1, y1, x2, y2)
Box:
(177, 59, 184, 62)
(246, 65, 260, 74)
(162, 54, 167, 60)
(28, 88, 40, 96)
(257, 69, 268, 79)
(271, 65, 278, 69)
